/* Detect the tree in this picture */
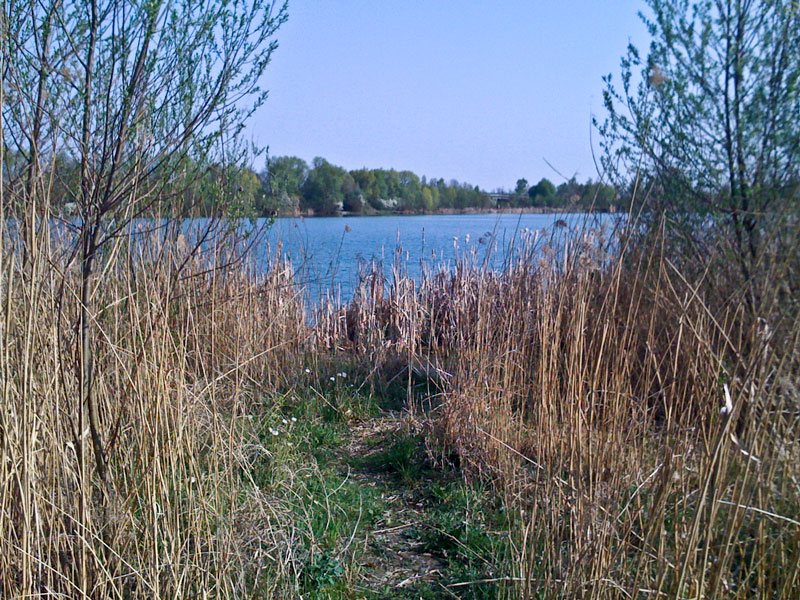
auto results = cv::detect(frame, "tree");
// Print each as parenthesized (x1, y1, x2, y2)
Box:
(266, 156, 309, 199)
(263, 156, 308, 215)
(598, 0, 799, 279)
(302, 157, 349, 214)
(2, 0, 287, 483)
(529, 177, 557, 206)
(342, 185, 364, 213)
(515, 178, 529, 198)
(556, 177, 582, 207)
(421, 187, 435, 211)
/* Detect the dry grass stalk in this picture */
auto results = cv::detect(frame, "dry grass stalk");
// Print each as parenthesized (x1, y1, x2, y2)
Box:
(0, 216, 310, 598)
(316, 221, 800, 599)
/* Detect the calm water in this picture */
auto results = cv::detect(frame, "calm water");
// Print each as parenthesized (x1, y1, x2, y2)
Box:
(252, 213, 612, 303)
(10, 213, 613, 304)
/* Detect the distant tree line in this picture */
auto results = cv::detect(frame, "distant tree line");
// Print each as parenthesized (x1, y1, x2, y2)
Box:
(23, 151, 622, 217)
(264, 156, 494, 216)
(260, 156, 622, 216)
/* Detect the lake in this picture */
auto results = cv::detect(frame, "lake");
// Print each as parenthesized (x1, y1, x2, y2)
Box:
(8, 212, 614, 305)
(252, 212, 613, 303)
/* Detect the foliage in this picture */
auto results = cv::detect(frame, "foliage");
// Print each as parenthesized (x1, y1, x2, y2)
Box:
(301, 157, 353, 215)
(2, 2, 288, 591)
(266, 155, 310, 199)
(528, 177, 556, 205)
(23, 153, 622, 217)
(259, 155, 309, 216)
(515, 178, 530, 198)
(598, 0, 800, 271)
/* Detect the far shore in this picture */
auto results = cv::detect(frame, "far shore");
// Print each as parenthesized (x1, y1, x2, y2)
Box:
(275, 205, 615, 218)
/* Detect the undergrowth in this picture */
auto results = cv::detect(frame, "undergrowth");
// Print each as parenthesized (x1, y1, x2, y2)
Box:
(2, 211, 798, 598)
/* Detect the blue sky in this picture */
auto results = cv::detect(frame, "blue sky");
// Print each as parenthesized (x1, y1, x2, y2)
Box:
(252, 1, 650, 191)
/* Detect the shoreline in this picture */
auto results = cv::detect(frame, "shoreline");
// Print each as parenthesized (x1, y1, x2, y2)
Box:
(276, 206, 614, 218)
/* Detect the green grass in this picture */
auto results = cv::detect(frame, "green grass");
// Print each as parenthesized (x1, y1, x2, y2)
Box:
(417, 480, 514, 599)
(242, 389, 388, 596)
(352, 429, 515, 598)
(240, 383, 517, 599)
(353, 431, 428, 483)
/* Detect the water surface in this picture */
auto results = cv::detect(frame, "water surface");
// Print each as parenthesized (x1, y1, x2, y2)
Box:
(256, 213, 610, 302)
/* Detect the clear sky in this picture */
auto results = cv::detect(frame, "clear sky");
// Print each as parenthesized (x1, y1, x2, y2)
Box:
(252, 1, 650, 192)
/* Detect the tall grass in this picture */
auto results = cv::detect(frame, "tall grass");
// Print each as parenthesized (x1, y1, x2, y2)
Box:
(2, 197, 797, 598)
(325, 218, 800, 599)
(0, 216, 310, 597)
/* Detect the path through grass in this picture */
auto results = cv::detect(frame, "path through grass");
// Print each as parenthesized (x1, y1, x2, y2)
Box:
(253, 386, 515, 599)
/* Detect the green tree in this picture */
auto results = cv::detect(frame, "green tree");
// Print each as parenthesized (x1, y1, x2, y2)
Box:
(515, 178, 530, 202)
(341, 173, 362, 213)
(579, 179, 618, 211)
(598, 0, 800, 278)
(302, 157, 350, 215)
(236, 167, 265, 215)
(556, 177, 581, 208)
(267, 156, 309, 199)
(2, 0, 287, 483)
(398, 170, 421, 209)
(371, 170, 391, 207)
(384, 169, 402, 200)
(529, 177, 557, 206)
(189, 164, 264, 216)
(261, 156, 308, 215)
(421, 187, 435, 211)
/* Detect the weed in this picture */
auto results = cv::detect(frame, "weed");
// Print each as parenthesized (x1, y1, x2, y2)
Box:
(302, 552, 346, 589)
(358, 432, 428, 482)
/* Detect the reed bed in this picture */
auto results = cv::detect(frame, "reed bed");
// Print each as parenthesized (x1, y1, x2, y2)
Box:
(324, 219, 800, 599)
(2, 209, 798, 598)
(0, 219, 311, 598)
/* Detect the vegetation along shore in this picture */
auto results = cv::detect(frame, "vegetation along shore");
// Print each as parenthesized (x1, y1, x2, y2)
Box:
(1, 0, 798, 598)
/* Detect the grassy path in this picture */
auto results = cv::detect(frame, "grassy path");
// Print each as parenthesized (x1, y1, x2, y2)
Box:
(275, 391, 512, 600)
(335, 415, 448, 595)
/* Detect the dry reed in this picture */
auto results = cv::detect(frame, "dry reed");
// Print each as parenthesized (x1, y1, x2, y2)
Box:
(2, 204, 797, 599)
(0, 217, 310, 598)
(321, 218, 800, 599)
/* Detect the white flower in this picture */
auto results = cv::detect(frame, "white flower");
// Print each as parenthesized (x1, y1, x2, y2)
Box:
(269, 427, 279, 436)
(330, 376, 335, 382)
(282, 418, 288, 425)
(304, 368, 311, 374)
(291, 417, 297, 423)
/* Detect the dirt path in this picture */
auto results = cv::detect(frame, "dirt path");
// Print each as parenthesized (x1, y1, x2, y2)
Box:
(334, 413, 452, 597)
